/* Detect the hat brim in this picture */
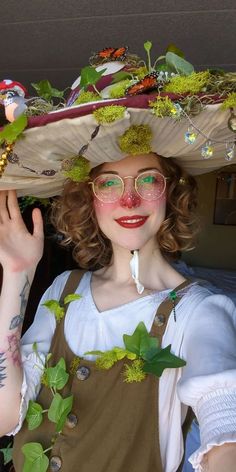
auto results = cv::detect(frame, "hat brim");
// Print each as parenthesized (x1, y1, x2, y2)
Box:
(0, 95, 234, 197)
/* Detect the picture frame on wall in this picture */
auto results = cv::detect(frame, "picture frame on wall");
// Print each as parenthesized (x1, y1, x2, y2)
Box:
(214, 171, 236, 225)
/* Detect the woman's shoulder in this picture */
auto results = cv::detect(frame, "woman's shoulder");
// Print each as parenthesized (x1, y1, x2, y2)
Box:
(48, 269, 90, 298)
(181, 282, 236, 331)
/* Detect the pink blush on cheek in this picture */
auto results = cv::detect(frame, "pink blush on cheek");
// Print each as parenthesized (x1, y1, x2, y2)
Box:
(93, 198, 118, 214)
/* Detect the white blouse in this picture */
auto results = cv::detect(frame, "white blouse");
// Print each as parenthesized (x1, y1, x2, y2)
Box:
(9, 271, 236, 472)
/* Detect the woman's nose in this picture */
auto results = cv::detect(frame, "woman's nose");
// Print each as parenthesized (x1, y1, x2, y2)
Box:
(119, 181, 141, 209)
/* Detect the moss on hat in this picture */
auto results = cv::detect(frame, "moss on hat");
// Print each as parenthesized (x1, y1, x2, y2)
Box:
(93, 105, 126, 124)
(118, 125, 152, 155)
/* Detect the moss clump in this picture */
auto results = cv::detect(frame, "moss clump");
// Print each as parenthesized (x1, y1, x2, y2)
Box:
(62, 156, 90, 182)
(123, 360, 146, 383)
(164, 71, 211, 94)
(74, 91, 101, 105)
(221, 92, 236, 110)
(149, 96, 180, 117)
(69, 357, 81, 375)
(118, 125, 152, 155)
(109, 80, 131, 98)
(95, 350, 118, 370)
(93, 105, 126, 124)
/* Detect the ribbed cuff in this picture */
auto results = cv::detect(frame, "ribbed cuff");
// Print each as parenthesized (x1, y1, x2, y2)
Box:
(189, 388, 236, 471)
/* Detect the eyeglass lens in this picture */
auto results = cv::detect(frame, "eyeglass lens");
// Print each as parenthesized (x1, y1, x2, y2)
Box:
(93, 171, 166, 202)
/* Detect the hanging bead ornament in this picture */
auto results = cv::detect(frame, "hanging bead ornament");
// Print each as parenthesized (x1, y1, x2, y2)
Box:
(201, 141, 213, 159)
(184, 126, 197, 144)
(228, 111, 236, 133)
(225, 142, 235, 161)
(169, 290, 177, 322)
(0, 143, 13, 177)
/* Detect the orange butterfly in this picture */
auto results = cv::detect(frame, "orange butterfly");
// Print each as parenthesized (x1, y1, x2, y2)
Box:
(90, 47, 128, 65)
(126, 73, 158, 96)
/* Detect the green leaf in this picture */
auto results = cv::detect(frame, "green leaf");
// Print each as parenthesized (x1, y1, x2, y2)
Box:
(144, 41, 152, 52)
(0, 443, 13, 465)
(22, 442, 49, 472)
(46, 357, 69, 390)
(123, 321, 159, 358)
(166, 52, 194, 76)
(42, 299, 65, 322)
(48, 392, 73, 432)
(32, 342, 38, 353)
(31, 80, 64, 101)
(143, 345, 186, 377)
(84, 350, 104, 356)
(123, 322, 148, 356)
(166, 43, 185, 58)
(26, 401, 43, 430)
(111, 71, 133, 84)
(64, 293, 82, 304)
(80, 66, 107, 90)
(0, 114, 27, 145)
(139, 336, 159, 359)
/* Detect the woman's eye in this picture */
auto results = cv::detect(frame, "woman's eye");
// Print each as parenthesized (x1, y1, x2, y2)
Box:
(101, 179, 120, 188)
(140, 175, 156, 184)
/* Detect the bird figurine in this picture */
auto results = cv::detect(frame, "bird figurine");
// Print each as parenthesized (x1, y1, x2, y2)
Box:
(0, 79, 27, 122)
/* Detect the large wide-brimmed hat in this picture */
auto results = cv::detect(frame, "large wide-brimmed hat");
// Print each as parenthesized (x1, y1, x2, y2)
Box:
(0, 43, 235, 197)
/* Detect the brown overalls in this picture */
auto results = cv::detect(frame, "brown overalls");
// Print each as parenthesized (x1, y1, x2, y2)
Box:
(13, 271, 191, 472)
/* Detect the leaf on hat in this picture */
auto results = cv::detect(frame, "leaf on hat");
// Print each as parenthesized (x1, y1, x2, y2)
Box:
(80, 66, 107, 90)
(166, 43, 185, 59)
(31, 80, 64, 101)
(166, 52, 194, 76)
(111, 71, 133, 84)
(0, 113, 27, 145)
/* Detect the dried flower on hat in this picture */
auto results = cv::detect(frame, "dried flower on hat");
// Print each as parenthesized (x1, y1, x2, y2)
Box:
(118, 125, 152, 155)
(149, 96, 181, 118)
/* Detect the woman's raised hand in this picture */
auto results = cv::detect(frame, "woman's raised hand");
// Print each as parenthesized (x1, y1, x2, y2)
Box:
(0, 190, 44, 273)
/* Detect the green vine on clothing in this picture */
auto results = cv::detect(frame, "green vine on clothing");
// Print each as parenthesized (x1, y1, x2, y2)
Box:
(22, 347, 73, 472)
(86, 321, 186, 382)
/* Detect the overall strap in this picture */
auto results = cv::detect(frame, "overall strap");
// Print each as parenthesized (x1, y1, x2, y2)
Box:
(59, 269, 87, 306)
(151, 278, 192, 339)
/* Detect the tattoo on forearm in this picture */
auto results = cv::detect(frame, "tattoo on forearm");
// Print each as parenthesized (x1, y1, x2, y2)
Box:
(9, 276, 30, 330)
(0, 352, 7, 388)
(9, 313, 24, 330)
(7, 333, 21, 367)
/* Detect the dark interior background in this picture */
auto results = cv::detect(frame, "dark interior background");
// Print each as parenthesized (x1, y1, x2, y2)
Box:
(1, 0, 236, 93)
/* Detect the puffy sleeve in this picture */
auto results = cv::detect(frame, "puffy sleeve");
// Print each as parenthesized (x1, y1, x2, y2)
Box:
(177, 293, 236, 470)
(6, 270, 71, 436)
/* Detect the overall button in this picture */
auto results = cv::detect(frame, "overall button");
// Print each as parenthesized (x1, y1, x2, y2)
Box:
(154, 314, 165, 327)
(76, 365, 90, 380)
(65, 413, 78, 429)
(50, 456, 62, 471)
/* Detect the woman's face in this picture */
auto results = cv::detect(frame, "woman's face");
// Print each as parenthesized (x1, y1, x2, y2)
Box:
(92, 153, 167, 251)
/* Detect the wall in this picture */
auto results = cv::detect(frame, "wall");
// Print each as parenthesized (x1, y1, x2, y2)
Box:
(183, 165, 236, 270)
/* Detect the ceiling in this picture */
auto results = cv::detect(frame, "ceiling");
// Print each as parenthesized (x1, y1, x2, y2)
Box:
(1, 0, 236, 96)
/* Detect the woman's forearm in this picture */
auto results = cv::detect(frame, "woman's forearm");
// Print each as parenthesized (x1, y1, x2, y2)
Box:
(206, 443, 236, 472)
(0, 268, 35, 436)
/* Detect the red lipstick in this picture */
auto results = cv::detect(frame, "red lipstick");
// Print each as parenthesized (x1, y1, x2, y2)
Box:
(115, 215, 148, 228)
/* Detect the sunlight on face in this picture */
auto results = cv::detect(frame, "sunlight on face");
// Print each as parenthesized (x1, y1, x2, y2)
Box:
(93, 153, 167, 251)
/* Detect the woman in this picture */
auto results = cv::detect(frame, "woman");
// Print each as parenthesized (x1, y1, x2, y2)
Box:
(0, 44, 236, 471)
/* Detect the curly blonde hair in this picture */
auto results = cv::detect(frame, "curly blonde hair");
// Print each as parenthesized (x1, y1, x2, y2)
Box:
(51, 155, 198, 268)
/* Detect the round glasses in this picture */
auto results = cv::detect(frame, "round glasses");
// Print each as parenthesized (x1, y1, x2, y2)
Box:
(89, 170, 167, 203)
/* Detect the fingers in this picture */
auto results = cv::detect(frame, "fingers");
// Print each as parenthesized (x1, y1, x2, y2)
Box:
(32, 208, 44, 240)
(0, 191, 10, 223)
(6, 190, 22, 219)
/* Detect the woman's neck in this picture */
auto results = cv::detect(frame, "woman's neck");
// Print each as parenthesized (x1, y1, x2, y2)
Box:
(97, 239, 185, 292)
